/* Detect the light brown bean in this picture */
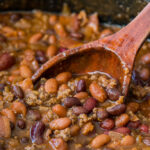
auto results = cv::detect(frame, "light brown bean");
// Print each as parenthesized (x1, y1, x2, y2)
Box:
(49, 15, 57, 25)
(70, 124, 80, 136)
(52, 104, 67, 117)
(19, 78, 33, 91)
(89, 82, 107, 102)
(44, 78, 58, 94)
(74, 92, 88, 100)
(11, 101, 27, 117)
(54, 23, 67, 37)
(115, 113, 129, 127)
(121, 135, 135, 146)
(91, 134, 111, 148)
(59, 84, 69, 91)
(46, 45, 58, 58)
(49, 117, 71, 130)
(1, 108, 16, 123)
(81, 122, 94, 135)
(56, 72, 72, 84)
(48, 35, 57, 44)
(29, 33, 43, 44)
(20, 65, 32, 78)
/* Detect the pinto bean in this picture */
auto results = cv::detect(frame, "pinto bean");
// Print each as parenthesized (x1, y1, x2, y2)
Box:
(12, 85, 24, 99)
(97, 108, 109, 120)
(29, 33, 43, 44)
(115, 114, 129, 127)
(114, 127, 131, 135)
(100, 118, 115, 130)
(0, 52, 15, 71)
(52, 104, 67, 117)
(74, 92, 88, 100)
(107, 104, 126, 116)
(81, 122, 94, 135)
(140, 53, 150, 64)
(76, 79, 86, 92)
(20, 65, 32, 78)
(70, 125, 80, 136)
(49, 117, 71, 130)
(46, 45, 58, 58)
(83, 98, 97, 112)
(107, 88, 121, 101)
(56, 72, 72, 84)
(1, 108, 16, 123)
(143, 137, 150, 146)
(72, 106, 88, 115)
(64, 97, 81, 108)
(121, 135, 135, 146)
(126, 102, 139, 113)
(0, 115, 11, 138)
(91, 134, 111, 148)
(44, 78, 58, 94)
(49, 138, 68, 150)
(89, 82, 107, 102)
(11, 101, 27, 117)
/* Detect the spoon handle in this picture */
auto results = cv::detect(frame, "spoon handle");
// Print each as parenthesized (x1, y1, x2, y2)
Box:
(101, 3, 150, 69)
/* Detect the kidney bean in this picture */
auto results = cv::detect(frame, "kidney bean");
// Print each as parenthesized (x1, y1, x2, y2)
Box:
(72, 106, 88, 115)
(12, 85, 24, 99)
(52, 104, 67, 117)
(49, 117, 71, 130)
(107, 88, 121, 101)
(46, 45, 58, 58)
(107, 104, 126, 116)
(91, 134, 110, 148)
(115, 114, 129, 127)
(97, 108, 109, 120)
(0, 116, 11, 138)
(27, 110, 41, 121)
(127, 120, 141, 129)
(89, 82, 107, 102)
(100, 118, 115, 130)
(139, 124, 149, 133)
(11, 101, 27, 117)
(49, 138, 68, 150)
(59, 47, 68, 53)
(143, 137, 150, 146)
(114, 127, 131, 134)
(139, 68, 150, 81)
(29, 33, 43, 44)
(83, 98, 97, 112)
(11, 14, 22, 22)
(70, 32, 84, 40)
(20, 137, 29, 144)
(44, 78, 58, 94)
(0, 34, 7, 42)
(121, 135, 135, 146)
(70, 124, 80, 136)
(56, 72, 72, 84)
(30, 121, 45, 144)
(0, 53, 15, 71)
(0, 84, 5, 92)
(35, 50, 47, 64)
(126, 102, 139, 113)
(1, 108, 16, 123)
(81, 122, 94, 135)
(17, 119, 26, 129)
(20, 65, 32, 78)
(140, 53, 150, 64)
(64, 97, 81, 107)
(76, 79, 86, 93)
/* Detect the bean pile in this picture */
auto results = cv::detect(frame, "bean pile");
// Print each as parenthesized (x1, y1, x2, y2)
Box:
(0, 10, 149, 150)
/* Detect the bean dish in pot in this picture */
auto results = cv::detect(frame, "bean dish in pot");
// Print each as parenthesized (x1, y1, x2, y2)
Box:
(0, 8, 149, 150)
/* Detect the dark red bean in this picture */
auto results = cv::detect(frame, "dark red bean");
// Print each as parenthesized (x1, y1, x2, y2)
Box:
(0, 34, 7, 42)
(70, 32, 84, 40)
(139, 68, 150, 81)
(100, 118, 115, 130)
(20, 137, 29, 144)
(107, 88, 121, 101)
(0, 84, 5, 92)
(59, 47, 68, 53)
(72, 106, 88, 115)
(35, 50, 47, 64)
(27, 110, 41, 121)
(76, 79, 86, 93)
(114, 127, 131, 134)
(13, 85, 24, 99)
(17, 119, 26, 129)
(30, 121, 45, 144)
(139, 124, 149, 133)
(64, 97, 81, 108)
(96, 108, 109, 120)
(143, 137, 150, 146)
(11, 14, 22, 22)
(83, 98, 97, 112)
(140, 53, 150, 64)
(127, 120, 141, 129)
(0, 53, 15, 71)
(106, 104, 126, 116)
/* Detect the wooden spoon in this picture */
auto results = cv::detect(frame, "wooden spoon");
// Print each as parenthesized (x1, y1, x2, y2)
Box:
(32, 3, 150, 96)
